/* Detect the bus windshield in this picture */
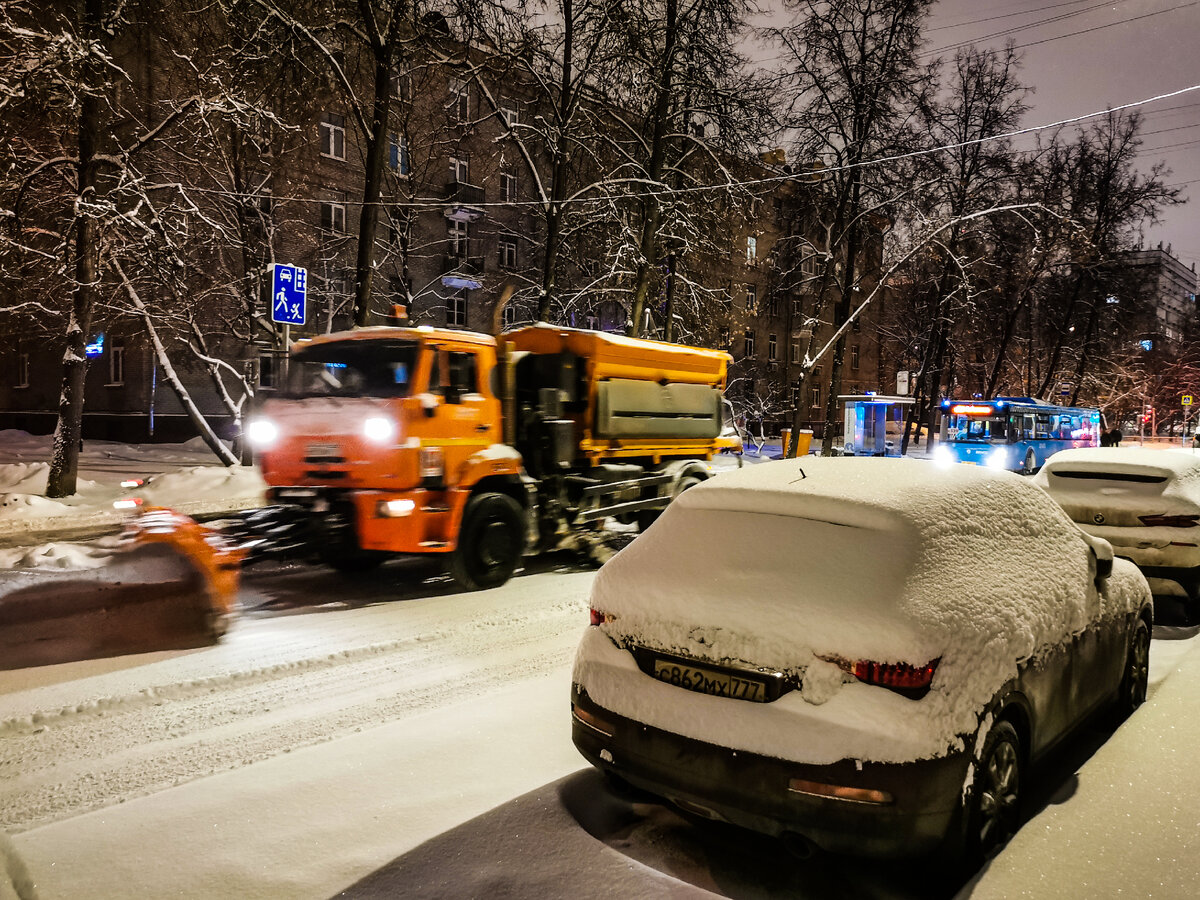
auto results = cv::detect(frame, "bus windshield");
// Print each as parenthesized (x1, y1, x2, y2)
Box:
(948, 414, 1005, 442)
(284, 339, 417, 399)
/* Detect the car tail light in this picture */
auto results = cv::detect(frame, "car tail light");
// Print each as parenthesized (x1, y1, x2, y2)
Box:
(572, 704, 615, 737)
(589, 608, 614, 626)
(1138, 514, 1200, 527)
(853, 659, 938, 692)
(787, 778, 893, 805)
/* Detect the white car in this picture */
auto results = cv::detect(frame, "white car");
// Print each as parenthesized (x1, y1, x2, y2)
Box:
(571, 458, 1151, 861)
(1034, 446, 1200, 623)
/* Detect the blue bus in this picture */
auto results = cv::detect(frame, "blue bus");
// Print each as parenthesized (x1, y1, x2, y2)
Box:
(935, 397, 1102, 473)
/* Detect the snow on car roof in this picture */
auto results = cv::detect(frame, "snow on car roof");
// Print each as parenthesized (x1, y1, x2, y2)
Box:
(1038, 446, 1200, 483)
(589, 457, 1147, 762)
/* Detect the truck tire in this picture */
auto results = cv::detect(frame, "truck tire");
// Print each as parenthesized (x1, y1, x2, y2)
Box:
(637, 474, 703, 533)
(447, 492, 526, 591)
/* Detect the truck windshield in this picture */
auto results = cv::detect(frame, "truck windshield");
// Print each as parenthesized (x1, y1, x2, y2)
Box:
(284, 340, 418, 398)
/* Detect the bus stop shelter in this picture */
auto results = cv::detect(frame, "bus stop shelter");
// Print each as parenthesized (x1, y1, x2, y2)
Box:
(839, 394, 915, 457)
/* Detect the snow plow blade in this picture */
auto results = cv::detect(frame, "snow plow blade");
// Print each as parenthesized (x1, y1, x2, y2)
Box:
(0, 509, 243, 670)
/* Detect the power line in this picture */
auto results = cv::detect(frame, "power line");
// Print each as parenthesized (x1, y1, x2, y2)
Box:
(927, 0, 1121, 34)
(1006, 0, 1200, 52)
(161, 82, 1200, 210)
(922, 0, 1133, 57)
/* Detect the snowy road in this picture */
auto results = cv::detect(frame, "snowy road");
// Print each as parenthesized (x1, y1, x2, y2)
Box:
(2, 554, 1199, 899)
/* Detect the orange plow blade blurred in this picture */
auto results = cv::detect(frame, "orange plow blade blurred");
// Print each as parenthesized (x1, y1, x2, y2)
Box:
(0, 509, 243, 670)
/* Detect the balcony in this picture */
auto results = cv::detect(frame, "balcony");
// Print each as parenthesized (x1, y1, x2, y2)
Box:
(444, 182, 485, 221)
(442, 253, 485, 276)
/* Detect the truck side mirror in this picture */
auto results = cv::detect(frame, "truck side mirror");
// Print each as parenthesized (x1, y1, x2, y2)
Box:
(420, 393, 438, 418)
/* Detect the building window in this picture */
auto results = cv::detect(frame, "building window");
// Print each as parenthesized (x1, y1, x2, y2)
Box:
(746, 236, 757, 265)
(448, 292, 467, 327)
(852, 345, 860, 370)
(791, 340, 801, 365)
(813, 365, 822, 379)
(499, 102, 519, 128)
(768, 333, 777, 362)
(319, 113, 345, 160)
(790, 385, 799, 407)
(499, 237, 518, 270)
(320, 195, 347, 233)
(852, 316, 861, 332)
(108, 342, 125, 386)
(449, 77, 470, 122)
(448, 219, 469, 256)
(801, 251, 817, 276)
(766, 294, 778, 317)
(501, 303, 519, 328)
(15, 350, 29, 388)
(744, 330, 755, 358)
(500, 172, 516, 203)
(585, 314, 599, 330)
(389, 133, 410, 175)
(810, 386, 821, 409)
(449, 155, 469, 184)
(745, 284, 757, 314)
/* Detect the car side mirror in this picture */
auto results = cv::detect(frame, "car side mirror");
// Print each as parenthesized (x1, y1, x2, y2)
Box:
(1079, 530, 1114, 580)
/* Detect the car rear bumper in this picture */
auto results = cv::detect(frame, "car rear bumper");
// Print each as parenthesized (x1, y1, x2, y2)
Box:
(571, 686, 969, 858)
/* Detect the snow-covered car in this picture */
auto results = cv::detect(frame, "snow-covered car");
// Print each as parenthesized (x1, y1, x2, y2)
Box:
(1034, 446, 1200, 622)
(571, 458, 1152, 860)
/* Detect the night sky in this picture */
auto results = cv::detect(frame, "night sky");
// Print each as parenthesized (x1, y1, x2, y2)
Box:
(757, 0, 1200, 272)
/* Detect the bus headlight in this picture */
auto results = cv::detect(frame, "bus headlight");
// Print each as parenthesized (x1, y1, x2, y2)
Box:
(246, 418, 280, 449)
(933, 445, 954, 467)
(986, 448, 1009, 469)
(363, 416, 397, 443)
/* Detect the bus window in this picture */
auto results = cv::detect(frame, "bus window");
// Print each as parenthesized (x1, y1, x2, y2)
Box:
(1022, 414, 1035, 440)
(1035, 414, 1051, 439)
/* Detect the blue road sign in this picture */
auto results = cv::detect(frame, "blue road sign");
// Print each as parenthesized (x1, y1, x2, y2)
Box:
(271, 264, 307, 325)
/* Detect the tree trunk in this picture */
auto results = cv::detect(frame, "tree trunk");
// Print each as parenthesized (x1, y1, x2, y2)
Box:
(46, 0, 104, 499)
(626, 0, 677, 338)
(117, 265, 240, 466)
(352, 47, 394, 327)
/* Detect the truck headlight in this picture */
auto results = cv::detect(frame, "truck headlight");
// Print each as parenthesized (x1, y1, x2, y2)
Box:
(246, 418, 279, 449)
(363, 416, 396, 443)
(986, 448, 1009, 469)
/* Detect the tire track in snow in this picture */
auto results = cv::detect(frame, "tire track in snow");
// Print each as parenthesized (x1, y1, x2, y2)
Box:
(1, 577, 590, 832)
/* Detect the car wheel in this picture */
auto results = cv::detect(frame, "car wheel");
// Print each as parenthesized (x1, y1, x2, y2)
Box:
(1115, 618, 1151, 721)
(447, 492, 526, 591)
(966, 721, 1022, 862)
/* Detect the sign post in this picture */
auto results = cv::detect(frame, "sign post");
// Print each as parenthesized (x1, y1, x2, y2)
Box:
(270, 263, 307, 351)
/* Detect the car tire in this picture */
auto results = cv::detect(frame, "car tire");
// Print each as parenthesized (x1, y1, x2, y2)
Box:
(1114, 617, 1151, 722)
(447, 492, 526, 591)
(964, 720, 1022, 863)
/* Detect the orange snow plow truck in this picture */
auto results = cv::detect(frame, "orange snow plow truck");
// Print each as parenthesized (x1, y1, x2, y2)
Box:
(247, 324, 739, 589)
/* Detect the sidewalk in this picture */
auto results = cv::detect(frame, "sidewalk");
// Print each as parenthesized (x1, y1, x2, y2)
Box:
(0, 431, 264, 549)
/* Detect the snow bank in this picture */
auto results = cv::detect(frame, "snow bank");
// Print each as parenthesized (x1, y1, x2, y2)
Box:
(579, 457, 1148, 763)
(0, 540, 115, 571)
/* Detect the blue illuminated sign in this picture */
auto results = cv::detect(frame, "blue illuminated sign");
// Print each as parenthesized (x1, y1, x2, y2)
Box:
(271, 263, 307, 325)
(85, 333, 105, 358)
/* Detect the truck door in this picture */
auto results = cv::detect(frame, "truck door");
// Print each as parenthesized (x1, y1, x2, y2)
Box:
(432, 348, 493, 487)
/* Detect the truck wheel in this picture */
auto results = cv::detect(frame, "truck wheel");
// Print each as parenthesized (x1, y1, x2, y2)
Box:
(448, 492, 526, 591)
(637, 474, 703, 533)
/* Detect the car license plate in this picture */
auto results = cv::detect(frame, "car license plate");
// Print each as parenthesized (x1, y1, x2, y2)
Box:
(307, 443, 340, 457)
(961, 460, 977, 466)
(652, 659, 767, 702)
